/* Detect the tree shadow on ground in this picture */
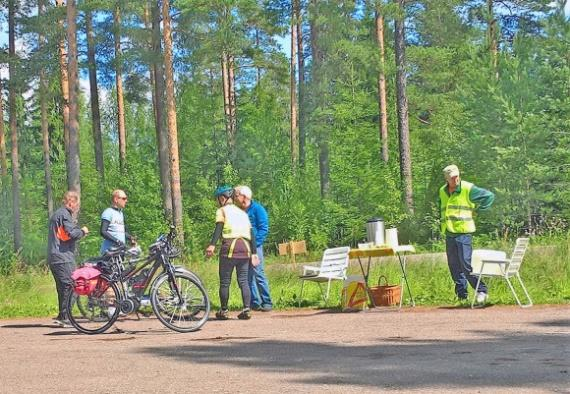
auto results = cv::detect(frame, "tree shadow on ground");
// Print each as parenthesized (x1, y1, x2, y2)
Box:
(138, 326, 570, 391)
(532, 318, 570, 328)
(2, 323, 62, 329)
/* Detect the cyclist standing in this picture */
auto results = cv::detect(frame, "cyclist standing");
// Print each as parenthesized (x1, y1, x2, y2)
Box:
(206, 185, 259, 320)
(100, 189, 135, 253)
(47, 191, 89, 327)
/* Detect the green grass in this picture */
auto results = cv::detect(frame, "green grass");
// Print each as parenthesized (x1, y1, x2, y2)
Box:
(1, 242, 569, 319)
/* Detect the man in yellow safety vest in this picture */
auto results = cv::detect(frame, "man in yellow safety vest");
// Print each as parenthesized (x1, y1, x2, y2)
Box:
(439, 164, 494, 304)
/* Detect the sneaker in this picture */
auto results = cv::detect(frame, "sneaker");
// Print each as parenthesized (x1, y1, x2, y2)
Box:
(215, 309, 229, 320)
(54, 318, 72, 328)
(476, 292, 488, 304)
(251, 305, 262, 311)
(260, 305, 272, 312)
(237, 309, 252, 320)
(107, 307, 117, 318)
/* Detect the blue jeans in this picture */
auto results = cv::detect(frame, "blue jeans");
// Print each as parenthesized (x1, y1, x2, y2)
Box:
(248, 246, 273, 308)
(446, 234, 487, 299)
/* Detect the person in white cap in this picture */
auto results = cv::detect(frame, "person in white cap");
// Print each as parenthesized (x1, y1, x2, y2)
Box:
(439, 164, 495, 305)
(234, 185, 273, 311)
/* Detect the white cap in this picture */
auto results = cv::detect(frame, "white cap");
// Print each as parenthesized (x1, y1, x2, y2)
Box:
(443, 164, 460, 180)
(236, 185, 252, 199)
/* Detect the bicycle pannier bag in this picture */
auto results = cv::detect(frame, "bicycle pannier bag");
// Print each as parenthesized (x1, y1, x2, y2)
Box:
(71, 266, 102, 296)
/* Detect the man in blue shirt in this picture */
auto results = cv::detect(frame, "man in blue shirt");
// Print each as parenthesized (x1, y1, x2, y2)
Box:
(235, 185, 273, 311)
(100, 189, 134, 253)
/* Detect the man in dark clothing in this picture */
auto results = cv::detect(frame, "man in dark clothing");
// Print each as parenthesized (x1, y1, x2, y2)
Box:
(47, 191, 89, 327)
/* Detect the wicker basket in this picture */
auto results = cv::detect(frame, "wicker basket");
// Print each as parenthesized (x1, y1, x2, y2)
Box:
(370, 275, 401, 306)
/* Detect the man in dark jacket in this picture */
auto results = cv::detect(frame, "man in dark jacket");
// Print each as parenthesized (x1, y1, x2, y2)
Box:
(47, 191, 89, 327)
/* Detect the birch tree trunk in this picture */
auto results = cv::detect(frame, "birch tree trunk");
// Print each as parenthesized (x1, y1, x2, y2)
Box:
(375, 8, 389, 163)
(162, 0, 184, 240)
(67, 0, 81, 194)
(114, 3, 127, 172)
(86, 8, 105, 179)
(394, 0, 413, 212)
(8, 0, 22, 250)
(39, 0, 54, 217)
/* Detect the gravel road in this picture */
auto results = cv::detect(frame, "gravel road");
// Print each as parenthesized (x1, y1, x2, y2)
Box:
(1, 305, 568, 393)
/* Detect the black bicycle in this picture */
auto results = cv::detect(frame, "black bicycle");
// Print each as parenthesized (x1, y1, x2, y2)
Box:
(66, 227, 210, 334)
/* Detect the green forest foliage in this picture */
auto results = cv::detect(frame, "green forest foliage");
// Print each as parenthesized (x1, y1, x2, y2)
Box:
(0, 1, 569, 269)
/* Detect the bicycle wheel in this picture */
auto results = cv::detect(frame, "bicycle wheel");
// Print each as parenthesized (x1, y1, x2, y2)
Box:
(151, 272, 210, 333)
(67, 278, 120, 334)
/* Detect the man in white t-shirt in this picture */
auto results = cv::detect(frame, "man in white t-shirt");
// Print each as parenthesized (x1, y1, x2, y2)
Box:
(100, 189, 134, 253)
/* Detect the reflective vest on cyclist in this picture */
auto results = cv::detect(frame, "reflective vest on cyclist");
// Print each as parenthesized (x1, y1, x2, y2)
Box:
(216, 204, 252, 259)
(439, 180, 476, 235)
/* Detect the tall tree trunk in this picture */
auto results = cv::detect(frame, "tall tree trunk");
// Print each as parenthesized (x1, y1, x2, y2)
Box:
(86, 8, 105, 179)
(150, 0, 172, 218)
(394, 0, 413, 213)
(67, 0, 81, 194)
(114, 4, 127, 172)
(255, 29, 261, 85)
(309, 0, 330, 198)
(487, 0, 499, 80)
(162, 0, 184, 241)
(8, 0, 22, 251)
(56, 0, 70, 180)
(228, 54, 237, 162)
(39, 0, 54, 218)
(290, 2, 299, 169)
(0, 79, 7, 178)
(375, 8, 389, 163)
(295, 0, 306, 169)
(221, 51, 237, 162)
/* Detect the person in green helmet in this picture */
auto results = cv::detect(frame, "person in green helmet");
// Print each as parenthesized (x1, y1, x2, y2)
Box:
(206, 185, 259, 320)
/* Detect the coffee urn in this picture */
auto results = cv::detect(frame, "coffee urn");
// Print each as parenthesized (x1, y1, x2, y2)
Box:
(366, 217, 385, 246)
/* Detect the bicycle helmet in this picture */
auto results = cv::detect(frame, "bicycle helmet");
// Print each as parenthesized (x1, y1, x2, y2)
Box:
(214, 185, 234, 199)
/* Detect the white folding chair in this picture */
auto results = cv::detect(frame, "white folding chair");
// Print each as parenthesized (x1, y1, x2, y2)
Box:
(471, 238, 533, 308)
(298, 246, 350, 306)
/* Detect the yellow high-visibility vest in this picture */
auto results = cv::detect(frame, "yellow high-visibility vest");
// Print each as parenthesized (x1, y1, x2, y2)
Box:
(439, 181, 476, 235)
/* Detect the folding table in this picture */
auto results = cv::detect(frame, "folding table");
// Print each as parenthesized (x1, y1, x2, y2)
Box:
(348, 245, 415, 308)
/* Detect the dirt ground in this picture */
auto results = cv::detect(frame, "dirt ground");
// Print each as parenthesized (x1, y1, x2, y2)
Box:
(0, 305, 568, 394)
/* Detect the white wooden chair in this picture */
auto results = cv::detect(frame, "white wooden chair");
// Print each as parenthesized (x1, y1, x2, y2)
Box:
(471, 238, 533, 308)
(298, 246, 350, 306)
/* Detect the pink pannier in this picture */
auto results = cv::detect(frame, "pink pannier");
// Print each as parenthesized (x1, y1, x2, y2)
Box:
(71, 265, 102, 296)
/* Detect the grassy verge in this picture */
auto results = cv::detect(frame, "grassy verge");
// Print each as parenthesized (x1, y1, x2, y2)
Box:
(1, 242, 569, 319)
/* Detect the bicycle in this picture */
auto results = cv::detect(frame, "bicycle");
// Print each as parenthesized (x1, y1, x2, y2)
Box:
(66, 226, 210, 334)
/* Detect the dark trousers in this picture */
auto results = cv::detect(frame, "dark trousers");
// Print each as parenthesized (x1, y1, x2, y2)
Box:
(219, 257, 251, 310)
(49, 261, 75, 319)
(446, 234, 487, 299)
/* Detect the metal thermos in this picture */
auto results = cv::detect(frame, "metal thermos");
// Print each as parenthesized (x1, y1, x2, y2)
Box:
(366, 218, 385, 246)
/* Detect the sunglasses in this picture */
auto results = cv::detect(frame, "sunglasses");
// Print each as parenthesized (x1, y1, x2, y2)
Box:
(118, 196, 128, 200)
